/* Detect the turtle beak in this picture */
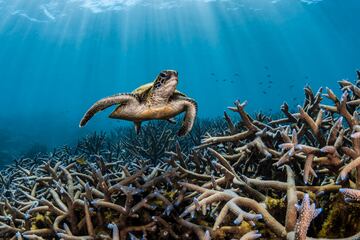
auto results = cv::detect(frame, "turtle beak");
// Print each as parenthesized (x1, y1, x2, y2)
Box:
(170, 71, 178, 82)
(171, 75, 178, 84)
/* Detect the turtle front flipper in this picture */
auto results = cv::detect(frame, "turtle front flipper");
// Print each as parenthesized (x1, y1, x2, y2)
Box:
(178, 98, 198, 137)
(79, 93, 138, 127)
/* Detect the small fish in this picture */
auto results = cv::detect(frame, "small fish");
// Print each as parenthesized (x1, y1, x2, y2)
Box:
(262, 91, 267, 94)
(216, 79, 219, 82)
(267, 74, 271, 78)
(234, 73, 240, 77)
(223, 79, 227, 82)
(210, 73, 215, 76)
(76, 157, 87, 165)
(268, 80, 273, 84)
(259, 82, 263, 85)
(230, 80, 234, 83)
(264, 66, 269, 70)
(290, 84, 294, 88)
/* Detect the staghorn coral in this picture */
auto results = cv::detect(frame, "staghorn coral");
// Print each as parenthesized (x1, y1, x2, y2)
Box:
(294, 194, 322, 240)
(1, 71, 360, 239)
(339, 188, 360, 202)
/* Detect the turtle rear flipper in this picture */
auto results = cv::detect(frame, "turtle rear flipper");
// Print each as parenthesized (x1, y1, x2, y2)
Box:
(167, 118, 177, 124)
(134, 122, 142, 134)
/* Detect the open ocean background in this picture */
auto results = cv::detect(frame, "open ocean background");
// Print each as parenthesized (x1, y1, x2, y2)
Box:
(0, 0, 360, 161)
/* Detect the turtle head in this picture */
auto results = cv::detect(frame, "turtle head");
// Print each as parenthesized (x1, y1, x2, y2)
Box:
(151, 70, 179, 101)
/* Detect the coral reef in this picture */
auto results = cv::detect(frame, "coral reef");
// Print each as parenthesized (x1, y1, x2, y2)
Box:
(1, 72, 360, 239)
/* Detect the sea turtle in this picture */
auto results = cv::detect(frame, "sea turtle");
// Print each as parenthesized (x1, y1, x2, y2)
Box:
(79, 70, 197, 136)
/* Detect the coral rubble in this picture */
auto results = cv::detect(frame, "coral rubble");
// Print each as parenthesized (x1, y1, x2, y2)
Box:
(1, 72, 360, 239)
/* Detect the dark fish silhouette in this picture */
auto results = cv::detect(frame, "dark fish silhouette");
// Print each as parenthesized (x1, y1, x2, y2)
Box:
(259, 81, 263, 85)
(268, 80, 273, 84)
(264, 66, 269, 70)
(262, 91, 267, 94)
(230, 80, 234, 83)
(267, 74, 271, 78)
(211, 73, 215, 76)
(357, 70, 360, 80)
(223, 79, 227, 82)
(234, 73, 240, 77)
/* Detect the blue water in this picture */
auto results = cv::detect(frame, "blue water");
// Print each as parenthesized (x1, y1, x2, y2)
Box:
(1, 0, 360, 157)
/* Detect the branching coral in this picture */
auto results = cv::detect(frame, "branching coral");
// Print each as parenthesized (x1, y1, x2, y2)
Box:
(339, 188, 360, 202)
(0, 154, 187, 240)
(293, 194, 322, 240)
(1, 71, 360, 239)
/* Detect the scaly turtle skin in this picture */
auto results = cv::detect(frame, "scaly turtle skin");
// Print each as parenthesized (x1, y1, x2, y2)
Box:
(79, 70, 197, 136)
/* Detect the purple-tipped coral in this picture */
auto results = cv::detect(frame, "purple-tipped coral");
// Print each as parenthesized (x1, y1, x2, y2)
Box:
(294, 194, 322, 240)
(339, 188, 360, 202)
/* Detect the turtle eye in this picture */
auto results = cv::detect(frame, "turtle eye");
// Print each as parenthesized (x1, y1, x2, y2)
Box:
(159, 71, 167, 78)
